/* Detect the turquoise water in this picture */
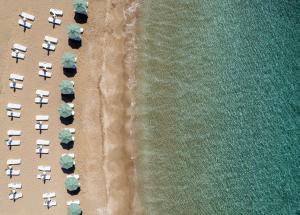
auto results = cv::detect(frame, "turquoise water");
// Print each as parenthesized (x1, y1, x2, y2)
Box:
(135, 0, 300, 214)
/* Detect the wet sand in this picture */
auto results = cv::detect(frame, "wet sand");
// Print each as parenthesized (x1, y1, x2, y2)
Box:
(0, 0, 139, 214)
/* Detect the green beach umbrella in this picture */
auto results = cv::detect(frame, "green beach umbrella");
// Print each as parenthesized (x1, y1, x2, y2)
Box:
(59, 129, 73, 144)
(68, 203, 82, 215)
(73, 0, 87, 15)
(68, 24, 81, 41)
(59, 80, 74, 95)
(65, 177, 80, 191)
(58, 103, 73, 118)
(59, 155, 74, 169)
(61, 53, 76, 68)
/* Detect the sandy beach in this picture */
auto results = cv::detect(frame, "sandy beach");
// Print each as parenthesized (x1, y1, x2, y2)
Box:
(0, 0, 139, 214)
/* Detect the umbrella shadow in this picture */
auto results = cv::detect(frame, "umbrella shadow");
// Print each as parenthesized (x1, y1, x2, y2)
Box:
(61, 166, 75, 174)
(61, 94, 75, 103)
(63, 67, 77, 77)
(67, 187, 81, 195)
(68, 39, 82, 49)
(60, 116, 74, 125)
(74, 13, 88, 24)
(61, 141, 74, 150)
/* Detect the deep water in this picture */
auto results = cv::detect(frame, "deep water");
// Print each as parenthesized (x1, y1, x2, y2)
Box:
(135, 1, 300, 214)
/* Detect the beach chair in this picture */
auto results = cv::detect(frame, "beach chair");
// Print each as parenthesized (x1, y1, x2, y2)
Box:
(38, 166, 51, 171)
(43, 192, 55, 198)
(7, 103, 22, 110)
(39, 70, 52, 78)
(36, 139, 50, 146)
(48, 17, 61, 25)
(6, 140, 21, 146)
(35, 97, 49, 104)
(8, 183, 22, 189)
(66, 174, 80, 180)
(13, 44, 27, 52)
(7, 130, 22, 136)
(50, 8, 63, 16)
(37, 174, 51, 180)
(18, 19, 32, 29)
(36, 115, 49, 121)
(35, 147, 49, 154)
(62, 153, 75, 158)
(44, 36, 58, 44)
(11, 51, 25, 59)
(39, 62, 52, 69)
(43, 200, 57, 208)
(7, 111, 21, 118)
(20, 12, 35, 21)
(42, 42, 55, 51)
(67, 200, 80, 206)
(6, 169, 20, 176)
(7, 159, 21, 165)
(80, 28, 84, 33)
(10, 74, 24, 81)
(35, 123, 49, 130)
(36, 89, 49, 96)
(9, 192, 23, 200)
(9, 82, 23, 89)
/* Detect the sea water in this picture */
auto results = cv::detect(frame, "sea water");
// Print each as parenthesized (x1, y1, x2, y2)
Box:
(135, 0, 300, 214)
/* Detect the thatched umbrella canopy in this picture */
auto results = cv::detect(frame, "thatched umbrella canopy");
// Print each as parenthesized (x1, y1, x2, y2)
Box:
(65, 176, 80, 191)
(68, 24, 81, 41)
(59, 80, 74, 95)
(59, 155, 74, 169)
(59, 129, 73, 144)
(61, 53, 76, 69)
(68, 203, 82, 215)
(73, 0, 87, 15)
(58, 103, 73, 118)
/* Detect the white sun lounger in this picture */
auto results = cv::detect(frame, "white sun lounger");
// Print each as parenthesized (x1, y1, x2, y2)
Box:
(9, 192, 23, 200)
(6, 169, 20, 176)
(10, 74, 24, 81)
(39, 62, 52, 69)
(36, 115, 49, 121)
(48, 17, 62, 25)
(36, 139, 50, 146)
(67, 200, 80, 206)
(37, 174, 51, 180)
(80, 28, 84, 33)
(66, 174, 79, 180)
(42, 43, 55, 51)
(67, 103, 74, 108)
(7, 111, 21, 118)
(38, 166, 51, 171)
(44, 36, 58, 44)
(35, 148, 49, 154)
(35, 124, 48, 130)
(62, 153, 75, 158)
(50, 8, 63, 16)
(65, 128, 76, 134)
(36, 89, 49, 96)
(9, 82, 23, 89)
(18, 19, 32, 29)
(35, 97, 49, 104)
(8, 183, 22, 189)
(39, 70, 52, 78)
(20, 12, 35, 21)
(44, 200, 57, 207)
(7, 130, 22, 136)
(13, 44, 27, 52)
(7, 103, 22, 110)
(7, 159, 21, 165)
(43, 192, 55, 198)
(11, 52, 25, 59)
(6, 140, 21, 146)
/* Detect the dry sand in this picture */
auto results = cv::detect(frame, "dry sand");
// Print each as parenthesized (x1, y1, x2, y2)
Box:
(0, 0, 140, 214)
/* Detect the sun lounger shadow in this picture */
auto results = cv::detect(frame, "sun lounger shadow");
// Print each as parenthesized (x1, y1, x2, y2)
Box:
(68, 39, 82, 49)
(61, 141, 74, 150)
(60, 116, 74, 125)
(67, 187, 80, 196)
(74, 13, 88, 24)
(61, 94, 75, 102)
(61, 166, 75, 174)
(63, 67, 77, 77)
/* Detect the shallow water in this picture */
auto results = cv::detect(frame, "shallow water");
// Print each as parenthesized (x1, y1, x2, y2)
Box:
(135, 0, 300, 214)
